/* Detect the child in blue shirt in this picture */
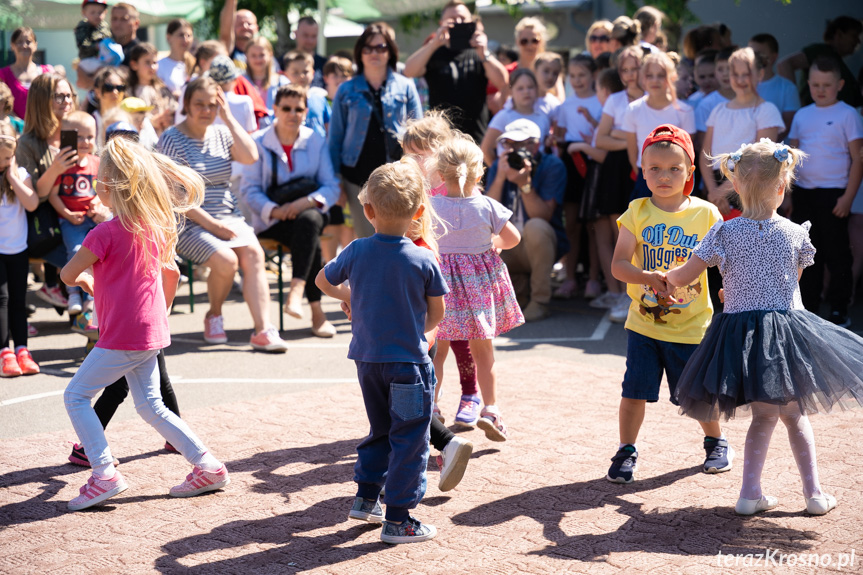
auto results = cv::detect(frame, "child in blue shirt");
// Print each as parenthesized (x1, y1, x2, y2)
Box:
(316, 159, 448, 544)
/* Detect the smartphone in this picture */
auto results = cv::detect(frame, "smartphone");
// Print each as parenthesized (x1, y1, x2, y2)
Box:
(449, 22, 476, 53)
(60, 129, 78, 152)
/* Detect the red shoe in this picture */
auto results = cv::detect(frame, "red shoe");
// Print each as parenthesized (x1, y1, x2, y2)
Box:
(16, 348, 39, 375)
(0, 349, 22, 377)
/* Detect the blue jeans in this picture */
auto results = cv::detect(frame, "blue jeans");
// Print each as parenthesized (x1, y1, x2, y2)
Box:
(59, 217, 97, 298)
(621, 329, 698, 404)
(64, 348, 208, 471)
(353, 361, 434, 521)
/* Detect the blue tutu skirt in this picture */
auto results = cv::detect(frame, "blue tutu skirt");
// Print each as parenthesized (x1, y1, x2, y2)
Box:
(674, 309, 863, 422)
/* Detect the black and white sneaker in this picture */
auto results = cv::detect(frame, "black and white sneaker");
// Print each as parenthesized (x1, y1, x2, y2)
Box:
(607, 445, 637, 483)
(703, 437, 734, 473)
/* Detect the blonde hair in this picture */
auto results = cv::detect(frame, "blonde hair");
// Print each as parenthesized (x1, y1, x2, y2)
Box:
(586, 19, 613, 39)
(358, 158, 426, 220)
(641, 52, 679, 100)
(727, 47, 764, 91)
(62, 110, 96, 131)
(435, 134, 484, 197)
(534, 51, 563, 76)
(401, 110, 453, 155)
(0, 82, 12, 117)
(245, 36, 275, 87)
(98, 136, 204, 267)
(713, 139, 806, 220)
(514, 17, 547, 48)
(0, 122, 17, 202)
(193, 40, 228, 76)
(615, 45, 645, 74)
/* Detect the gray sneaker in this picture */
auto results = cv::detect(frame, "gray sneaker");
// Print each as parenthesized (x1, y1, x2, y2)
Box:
(380, 516, 437, 544)
(348, 496, 383, 523)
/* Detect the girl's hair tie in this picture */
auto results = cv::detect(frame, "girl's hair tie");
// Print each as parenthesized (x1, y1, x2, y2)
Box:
(773, 144, 790, 164)
(727, 151, 742, 172)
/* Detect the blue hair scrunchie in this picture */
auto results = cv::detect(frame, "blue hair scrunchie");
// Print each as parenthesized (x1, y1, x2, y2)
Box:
(727, 151, 742, 172)
(773, 145, 790, 164)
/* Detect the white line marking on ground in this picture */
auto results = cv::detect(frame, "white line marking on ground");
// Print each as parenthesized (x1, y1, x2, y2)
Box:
(170, 337, 349, 349)
(496, 311, 613, 344)
(0, 390, 64, 407)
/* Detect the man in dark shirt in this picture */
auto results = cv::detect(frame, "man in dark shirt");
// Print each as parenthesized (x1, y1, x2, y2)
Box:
(295, 16, 327, 89)
(403, 0, 508, 144)
(110, 2, 140, 67)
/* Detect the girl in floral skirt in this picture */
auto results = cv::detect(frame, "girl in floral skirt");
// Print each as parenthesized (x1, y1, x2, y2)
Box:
(430, 136, 524, 441)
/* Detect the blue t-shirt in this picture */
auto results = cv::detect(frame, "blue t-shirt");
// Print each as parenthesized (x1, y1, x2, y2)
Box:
(486, 153, 569, 258)
(305, 87, 331, 138)
(757, 75, 800, 114)
(324, 234, 449, 363)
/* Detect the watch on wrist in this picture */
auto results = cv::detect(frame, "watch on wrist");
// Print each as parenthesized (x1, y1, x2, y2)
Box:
(482, 49, 492, 61)
(520, 183, 532, 194)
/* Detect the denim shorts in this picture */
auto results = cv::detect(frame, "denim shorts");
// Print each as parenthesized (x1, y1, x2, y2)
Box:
(621, 329, 698, 403)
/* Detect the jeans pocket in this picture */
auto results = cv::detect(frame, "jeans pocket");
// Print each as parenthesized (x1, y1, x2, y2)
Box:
(390, 382, 424, 421)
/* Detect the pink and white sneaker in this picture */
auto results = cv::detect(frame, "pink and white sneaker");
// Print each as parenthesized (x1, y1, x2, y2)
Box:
(250, 327, 288, 353)
(36, 284, 68, 308)
(203, 314, 228, 344)
(476, 407, 508, 442)
(68, 471, 128, 511)
(169, 465, 230, 498)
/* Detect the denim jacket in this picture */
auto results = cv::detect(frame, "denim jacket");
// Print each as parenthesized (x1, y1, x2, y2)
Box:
(328, 68, 423, 175)
(240, 124, 340, 234)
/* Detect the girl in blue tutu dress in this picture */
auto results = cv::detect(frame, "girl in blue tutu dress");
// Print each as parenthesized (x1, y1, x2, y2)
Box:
(666, 139, 863, 517)
(430, 136, 524, 442)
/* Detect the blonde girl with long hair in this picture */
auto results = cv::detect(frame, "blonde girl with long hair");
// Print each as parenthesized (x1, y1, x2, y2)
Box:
(61, 137, 230, 511)
(667, 139, 863, 517)
(429, 137, 523, 441)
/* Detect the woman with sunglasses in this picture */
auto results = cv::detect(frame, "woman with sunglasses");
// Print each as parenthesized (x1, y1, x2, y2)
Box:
(585, 20, 613, 60)
(92, 67, 129, 149)
(329, 23, 423, 238)
(240, 85, 340, 337)
(0, 28, 60, 121)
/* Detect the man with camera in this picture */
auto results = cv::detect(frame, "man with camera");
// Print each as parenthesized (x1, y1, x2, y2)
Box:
(403, 0, 508, 144)
(486, 119, 568, 322)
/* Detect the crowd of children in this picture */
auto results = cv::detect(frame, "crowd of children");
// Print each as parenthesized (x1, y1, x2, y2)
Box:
(1, 0, 863, 548)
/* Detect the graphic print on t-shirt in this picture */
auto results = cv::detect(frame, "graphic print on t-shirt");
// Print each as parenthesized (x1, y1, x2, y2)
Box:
(638, 221, 703, 320)
(57, 158, 98, 212)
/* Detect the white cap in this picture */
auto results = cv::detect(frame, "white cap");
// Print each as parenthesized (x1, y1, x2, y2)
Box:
(497, 118, 541, 143)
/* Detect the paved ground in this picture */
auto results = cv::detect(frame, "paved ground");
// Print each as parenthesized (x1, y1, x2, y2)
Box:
(2, 275, 863, 574)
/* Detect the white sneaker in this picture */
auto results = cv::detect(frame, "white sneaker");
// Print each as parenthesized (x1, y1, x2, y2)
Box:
(609, 296, 630, 324)
(67, 292, 83, 315)
(590, 291, 622, 309)
(439, 436, 473, 492)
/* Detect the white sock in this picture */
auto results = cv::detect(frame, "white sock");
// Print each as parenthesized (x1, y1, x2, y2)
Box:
(93, 462, 116, 480)
(195, 451, 222, 473)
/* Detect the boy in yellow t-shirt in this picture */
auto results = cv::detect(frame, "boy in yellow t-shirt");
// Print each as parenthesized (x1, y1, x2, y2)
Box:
(608, 124, 732, 484)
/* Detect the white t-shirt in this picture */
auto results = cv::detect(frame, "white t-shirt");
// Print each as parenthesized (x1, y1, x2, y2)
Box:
(503, 93, 561, 118)
(621, 96, 695, 167)
(602, 90, 632, 130)
(0, 166, 30, 255)
(695, 90, 729, 132)
(489, 107, 552, 156)
(157, 57, 187, 96)
(706, 101, 785, 155)
(556, 94, 602, 142)
(757, 75, 800, 114)
(789, 101, 863, 189)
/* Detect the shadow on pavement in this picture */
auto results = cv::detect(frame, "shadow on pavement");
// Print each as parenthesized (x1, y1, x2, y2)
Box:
(451, 465, 820, 561)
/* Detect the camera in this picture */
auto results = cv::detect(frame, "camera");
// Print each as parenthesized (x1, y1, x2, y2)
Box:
(506, 148, 533, 171)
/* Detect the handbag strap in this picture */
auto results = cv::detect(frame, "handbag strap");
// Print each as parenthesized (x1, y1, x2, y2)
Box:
(269, 148, 279, 192)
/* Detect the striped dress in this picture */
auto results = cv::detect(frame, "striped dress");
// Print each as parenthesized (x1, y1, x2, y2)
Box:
(157, 125, 258, 264)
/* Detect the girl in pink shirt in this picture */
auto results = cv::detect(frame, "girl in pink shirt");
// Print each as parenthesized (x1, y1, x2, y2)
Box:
(61, 136, 230, 511)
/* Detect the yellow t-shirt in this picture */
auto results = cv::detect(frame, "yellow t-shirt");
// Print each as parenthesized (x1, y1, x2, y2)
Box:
(617, 197, 722, 344)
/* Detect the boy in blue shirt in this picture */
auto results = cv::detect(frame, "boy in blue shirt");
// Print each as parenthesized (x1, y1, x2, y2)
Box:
(316, 160, 448, 544)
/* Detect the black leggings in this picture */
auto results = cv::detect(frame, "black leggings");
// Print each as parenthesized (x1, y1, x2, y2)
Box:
(427, 341, 455, 451)
(0, 250, 29, 349)
(258, 208, 326, 303)
(93, 349, 180, 428)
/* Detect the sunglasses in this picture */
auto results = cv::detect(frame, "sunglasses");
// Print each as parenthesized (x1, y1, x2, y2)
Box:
(102, 83, 126, 92)
(519, 37, 540, 46)
(589, 35, 610, 43)
(279, 105, 306, 114)
(362, 43, 389, 55)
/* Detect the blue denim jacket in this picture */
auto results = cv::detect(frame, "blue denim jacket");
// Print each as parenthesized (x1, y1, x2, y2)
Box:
(328, 69, 423, 175)
(240, 124, 340, 234)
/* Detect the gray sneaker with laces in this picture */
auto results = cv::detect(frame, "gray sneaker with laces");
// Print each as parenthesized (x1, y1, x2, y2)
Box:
(380, 516, 437, 544)
(348, 496, 383, 523)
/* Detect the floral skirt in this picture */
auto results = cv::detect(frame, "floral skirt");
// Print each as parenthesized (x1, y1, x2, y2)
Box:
(437, 249, 524, 341)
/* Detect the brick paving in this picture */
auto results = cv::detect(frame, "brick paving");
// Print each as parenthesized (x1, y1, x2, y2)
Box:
(1, 355, 862, 574)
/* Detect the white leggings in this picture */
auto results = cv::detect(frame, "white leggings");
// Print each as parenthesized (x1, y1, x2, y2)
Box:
(740, 402, 823, 500)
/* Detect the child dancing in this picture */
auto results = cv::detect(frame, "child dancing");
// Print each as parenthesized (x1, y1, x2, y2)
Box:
(61, 136, 229, 511)
(316, 159, 449, 543)
(667, 139, 863, 515)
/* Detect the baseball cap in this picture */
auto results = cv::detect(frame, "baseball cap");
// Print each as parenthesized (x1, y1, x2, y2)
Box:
(82, 0, 108, 9)
(207, 56, 239, 85)
(120, 97, 154, 113)
(497, 118, 541, 143)
(642, 124, 696, 196)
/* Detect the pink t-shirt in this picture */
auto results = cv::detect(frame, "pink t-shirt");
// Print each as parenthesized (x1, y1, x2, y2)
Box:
(0, 65, 54, 120)
(82, 219, 171, 350)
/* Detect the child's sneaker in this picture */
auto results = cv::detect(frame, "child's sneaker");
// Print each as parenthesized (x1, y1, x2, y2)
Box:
(703, 437, 734, 473)
(439, 436, 473, 492)
(67, 292, 83, 315)
(607, 444, 637, 483)
(735, 495, 778, 515)
(68, 443, 120, 467)
(203, 314, 228, 344)
(15, 348, 39, 375)
(0, 349, 22, 377)
(609, 296, 630, 323)
(169, 465, 230, 497)
(37, 284, 68, 308)
(67, 471, 128, 511)
(348, 496, 383, 523)
(250, 327, 288, 353)
(589, 291, 620, 309)
(432, 403, 444, 424)
(380, 516, 437, 544)
(27, 323, 38, 337)
(476, 407, 507, 442)
(453, 394, 481, 427)
(71, 312, 99, 340)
